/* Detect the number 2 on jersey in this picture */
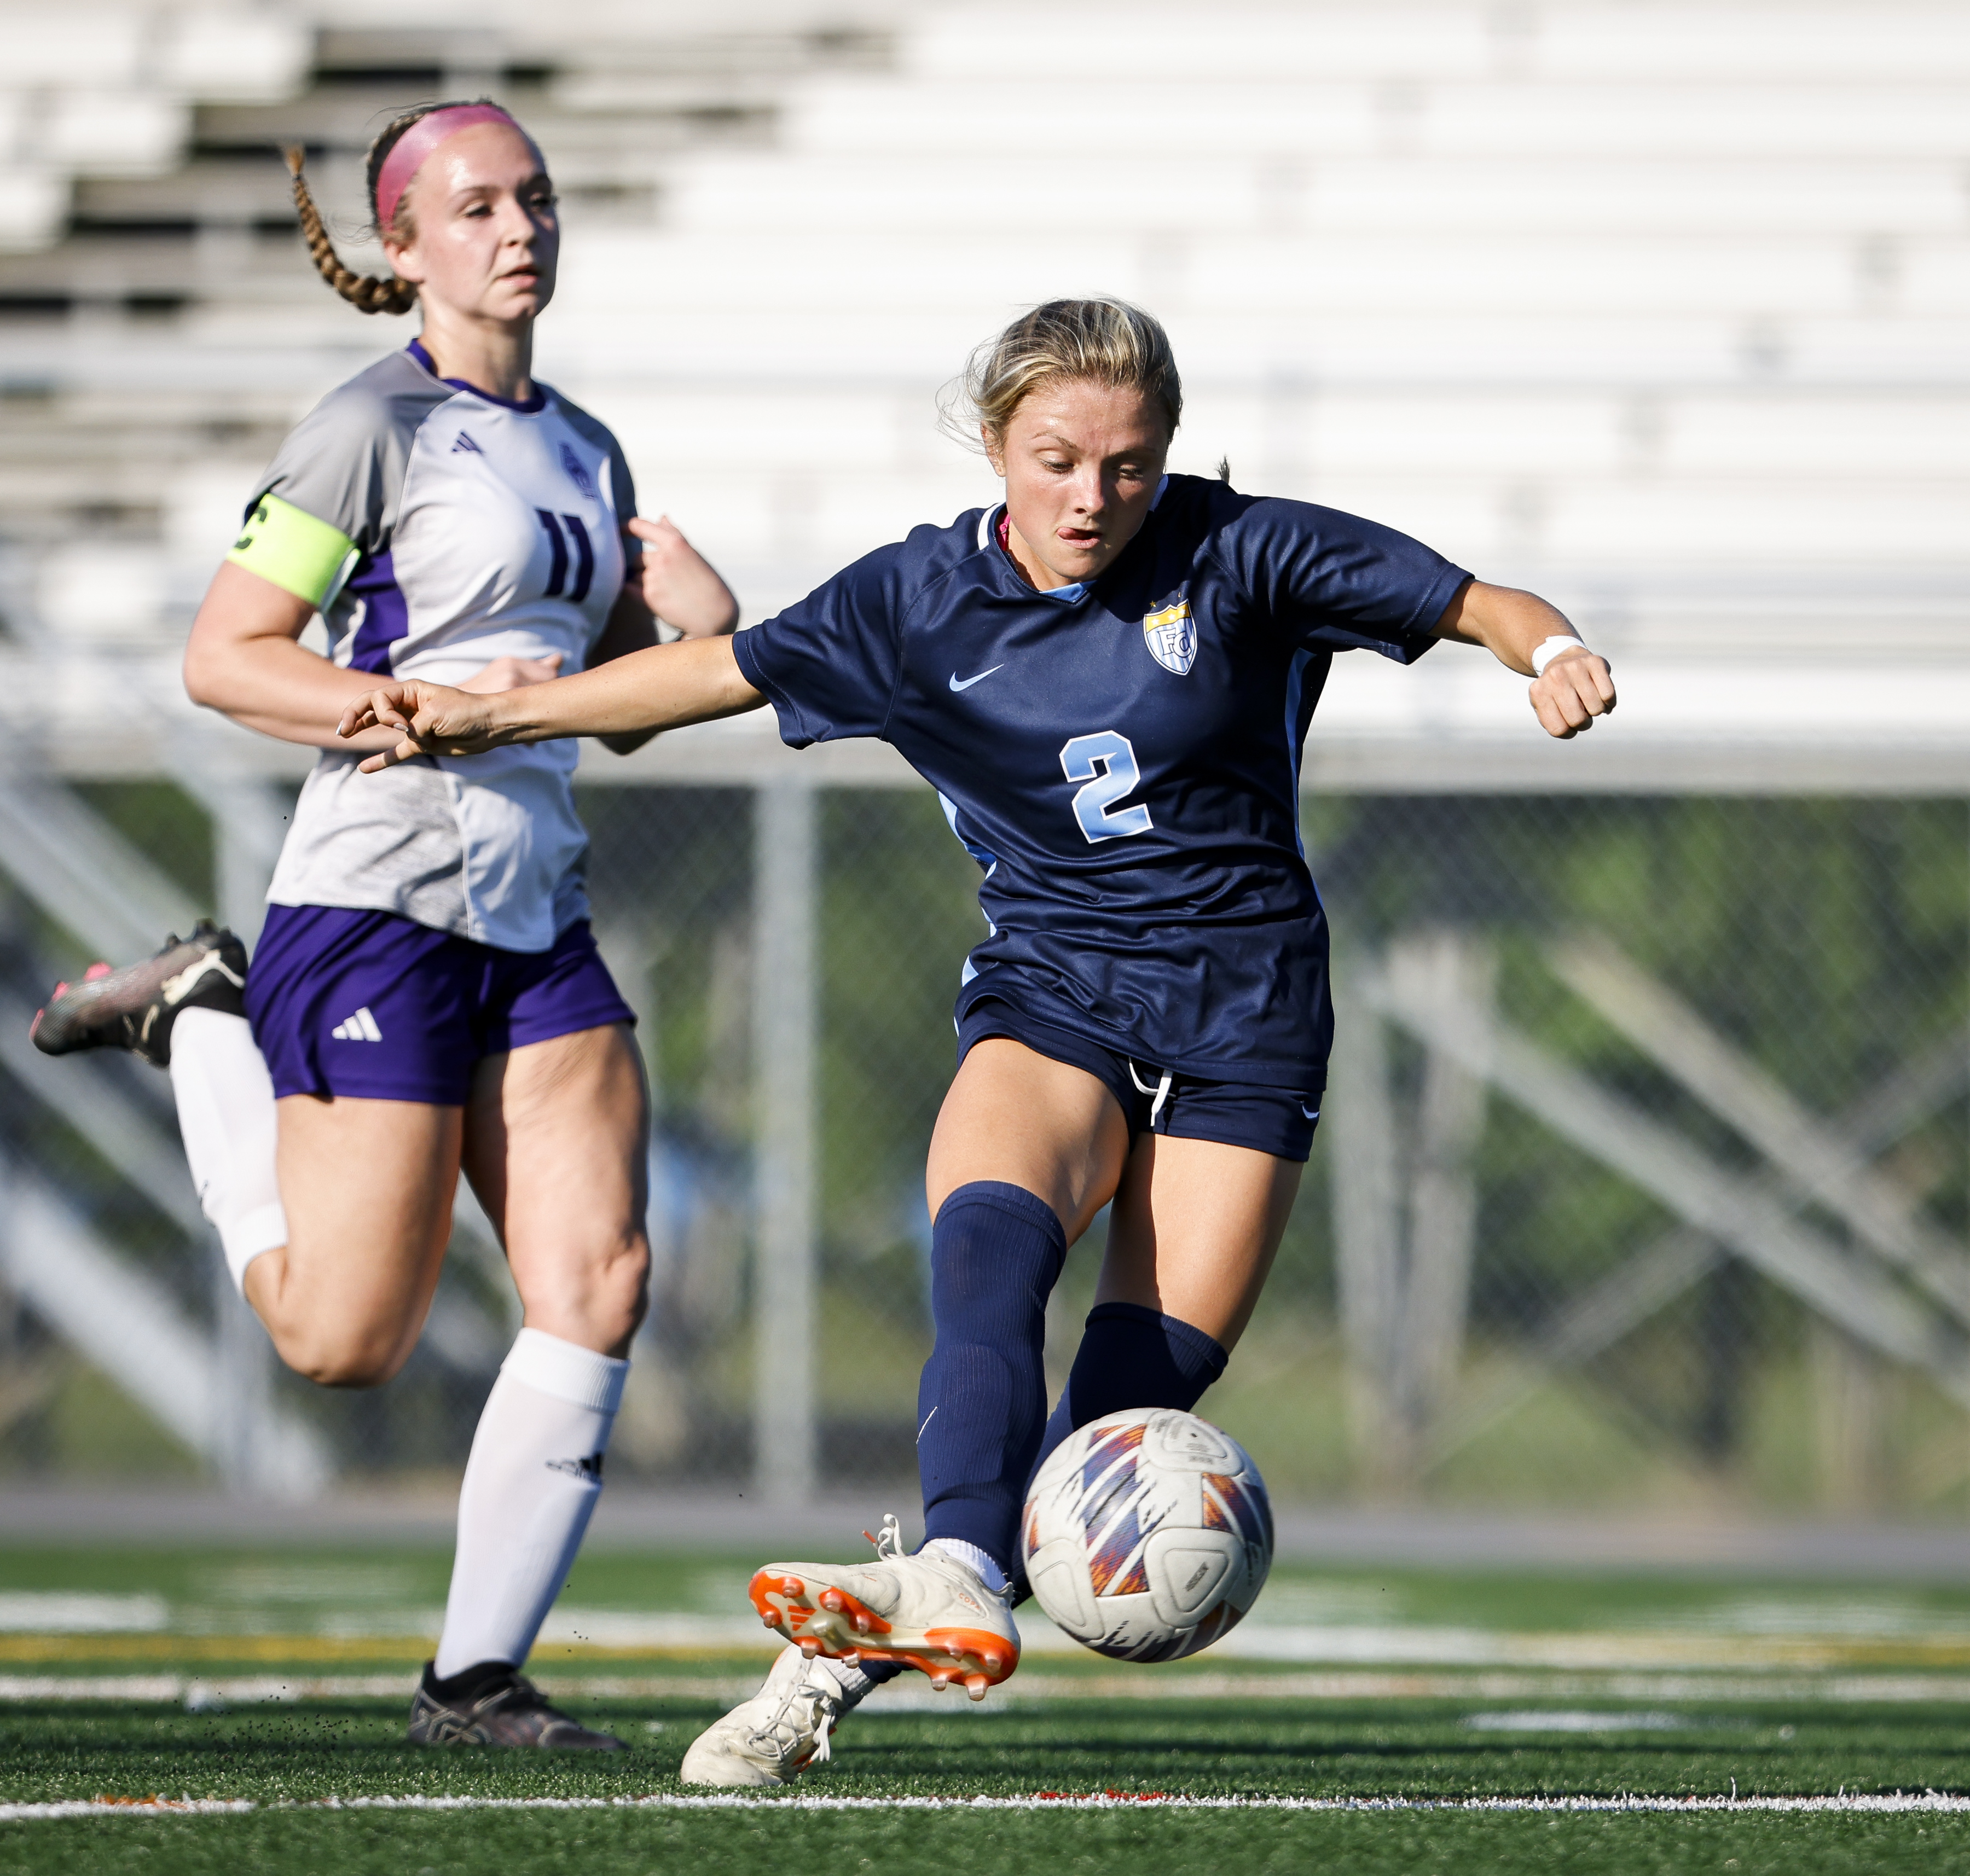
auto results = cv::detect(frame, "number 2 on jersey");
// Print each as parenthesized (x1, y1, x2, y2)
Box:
(1059, 731, 1153, 843)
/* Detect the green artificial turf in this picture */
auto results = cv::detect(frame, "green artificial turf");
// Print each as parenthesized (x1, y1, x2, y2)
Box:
(5, 1541, 1970, 1872)
(9, 1538, 1970, 1639)
(7, 1808, 1970, 1876)
(4, 1696, 1969, 1874)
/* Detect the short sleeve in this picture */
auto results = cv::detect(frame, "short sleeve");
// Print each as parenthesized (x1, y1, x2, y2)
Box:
(251, 396, 398, 558)
(556, 393, 636, 524)
(1224, 498, 1470, 665)
(730, 546, 905, 748)
(227, 368, 431, 607)
(604, 435, 637, 522)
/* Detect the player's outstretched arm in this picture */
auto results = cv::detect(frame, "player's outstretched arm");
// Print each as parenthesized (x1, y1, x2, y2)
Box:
(1432, 578, 1616, 739)
(338, 635, 765, 772)
(583, 516, 743, 758)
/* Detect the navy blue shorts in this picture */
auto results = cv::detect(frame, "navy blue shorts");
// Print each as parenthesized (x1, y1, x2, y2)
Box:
(956, 997, 1320, 1163)
(247, 905, 636, 1105)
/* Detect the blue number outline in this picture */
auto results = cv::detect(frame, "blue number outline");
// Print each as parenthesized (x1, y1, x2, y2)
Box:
(1059, 730, 1153, 843)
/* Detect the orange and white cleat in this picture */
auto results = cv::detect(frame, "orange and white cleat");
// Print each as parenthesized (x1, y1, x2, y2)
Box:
(748, 1513, 1019, 1701)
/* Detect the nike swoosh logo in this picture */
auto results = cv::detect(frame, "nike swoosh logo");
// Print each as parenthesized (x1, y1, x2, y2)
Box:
(949, 665, 1004, 692)
(1301, 1105, 1321, 1121)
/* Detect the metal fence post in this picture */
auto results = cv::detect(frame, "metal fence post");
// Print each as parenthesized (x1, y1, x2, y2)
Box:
(1329, 967, 1401, 1484)
(195, 767, 292, 1494)
(752, 776, 818, 1503)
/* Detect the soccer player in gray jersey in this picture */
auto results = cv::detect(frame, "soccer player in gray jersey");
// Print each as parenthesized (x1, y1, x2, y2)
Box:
(32, 101, 739, 1750)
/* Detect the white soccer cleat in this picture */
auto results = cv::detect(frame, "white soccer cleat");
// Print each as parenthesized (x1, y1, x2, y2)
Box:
(746, 1514, 1020, 1701)
(677, 1642, 860, 1788)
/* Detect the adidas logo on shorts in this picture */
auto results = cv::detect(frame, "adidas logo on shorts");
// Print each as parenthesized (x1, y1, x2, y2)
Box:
(331, 1006, 383, 1042)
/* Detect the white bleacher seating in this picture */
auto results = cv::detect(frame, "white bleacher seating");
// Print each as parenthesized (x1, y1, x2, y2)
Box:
(906, 7, 1970, 83)
(0, 0, 1960, 764)
(783, 77, 1970, 158)
(664, 154, 1969, 237)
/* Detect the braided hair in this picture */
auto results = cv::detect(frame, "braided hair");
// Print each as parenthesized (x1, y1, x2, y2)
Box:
(286, 101, 505, 316)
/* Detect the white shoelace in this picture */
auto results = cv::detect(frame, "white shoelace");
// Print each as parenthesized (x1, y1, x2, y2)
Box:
(870, 1511, 905, 1561)
(749, 1670, 841, 1768)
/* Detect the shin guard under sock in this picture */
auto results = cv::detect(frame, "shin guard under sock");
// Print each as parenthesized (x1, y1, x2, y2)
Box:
(169, 1007, 286, 1292)
(1029, 1300, 1230, 1491)
(917, 1181, 1067, 1572)
(434, 1328, 628, 1679)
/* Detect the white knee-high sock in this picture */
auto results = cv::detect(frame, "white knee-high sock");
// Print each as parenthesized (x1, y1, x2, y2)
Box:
(434, 1327, 629, 1678)
(169, 1007, 287, 1292)
(923, 1537, 1010, 1597)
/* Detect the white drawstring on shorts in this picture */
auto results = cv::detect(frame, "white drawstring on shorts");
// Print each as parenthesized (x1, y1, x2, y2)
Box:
(1128, 1062, 1174, 1129)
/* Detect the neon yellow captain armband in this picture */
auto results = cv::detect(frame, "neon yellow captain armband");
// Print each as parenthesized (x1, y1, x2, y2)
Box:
(227, 493, 360, 609)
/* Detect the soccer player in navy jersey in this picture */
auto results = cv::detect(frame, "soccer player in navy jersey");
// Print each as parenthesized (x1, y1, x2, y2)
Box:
(341, 298, 1616, 1784)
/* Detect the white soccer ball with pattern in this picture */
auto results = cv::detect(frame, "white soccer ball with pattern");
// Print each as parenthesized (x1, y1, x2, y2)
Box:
(1020, 1408, 1272, 1663)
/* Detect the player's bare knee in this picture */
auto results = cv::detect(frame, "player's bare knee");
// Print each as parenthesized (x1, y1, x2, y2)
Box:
(586, 1234, 650, 1345)
(298, 1346, 408, 1390)
(273, 1322, 410, 1390)
(516, 1232, 648, 1349)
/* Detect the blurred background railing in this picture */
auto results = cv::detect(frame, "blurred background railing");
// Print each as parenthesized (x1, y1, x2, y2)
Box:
(0, 0, 1963, 1520)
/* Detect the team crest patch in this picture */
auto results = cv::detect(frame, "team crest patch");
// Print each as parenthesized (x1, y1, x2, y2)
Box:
(559, 443, 596, 498)
(1143, 599, 1197, 676)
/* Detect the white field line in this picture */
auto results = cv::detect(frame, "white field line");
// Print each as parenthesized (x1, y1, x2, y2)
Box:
(21, 1611, 1970, 1672)
(11, 1670, 1970, 1706)
(7, 1792, 1970, 1823)
(1, 1801, 256, 1820)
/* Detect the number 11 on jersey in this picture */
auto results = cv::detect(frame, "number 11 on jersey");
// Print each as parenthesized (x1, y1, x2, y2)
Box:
(1060, 731, 1153, 843)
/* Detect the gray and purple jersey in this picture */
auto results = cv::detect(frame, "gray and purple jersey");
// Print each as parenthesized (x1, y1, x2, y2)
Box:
(227, 341, 634, 952)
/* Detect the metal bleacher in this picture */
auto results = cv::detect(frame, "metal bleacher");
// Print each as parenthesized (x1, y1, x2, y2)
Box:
(0, 3, 1963, 1501)
(0, 1, 1962, 787)
(0, 0, 916, 777)
(0, 1, 919, 1491)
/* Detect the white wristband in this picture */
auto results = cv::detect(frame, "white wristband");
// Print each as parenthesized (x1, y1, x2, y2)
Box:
(1531, 635, 1590, 678)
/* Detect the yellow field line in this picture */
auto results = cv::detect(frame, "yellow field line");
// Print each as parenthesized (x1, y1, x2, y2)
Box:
(0, 1637, 776, 1665)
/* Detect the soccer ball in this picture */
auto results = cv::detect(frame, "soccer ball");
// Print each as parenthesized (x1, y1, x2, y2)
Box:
(1020, 1408, 1272, 1663)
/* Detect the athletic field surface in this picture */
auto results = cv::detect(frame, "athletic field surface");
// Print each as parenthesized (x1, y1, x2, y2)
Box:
(5, 1539, 1970, 1873)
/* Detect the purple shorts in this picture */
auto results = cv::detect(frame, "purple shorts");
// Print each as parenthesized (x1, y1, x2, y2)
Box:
(246, 904, 636, 1105)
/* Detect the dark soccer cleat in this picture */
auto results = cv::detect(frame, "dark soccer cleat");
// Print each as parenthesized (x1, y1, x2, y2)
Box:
(30, 920, 247, 1069)
(407, 1660, 627, 1751)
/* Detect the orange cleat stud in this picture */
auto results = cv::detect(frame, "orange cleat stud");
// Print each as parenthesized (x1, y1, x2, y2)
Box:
(981, 1652, 1004, 1675)
(965, 1675, 989, 1701)
(930, 1672, 952, 1691)
(798, 1638, 821, 1658)
(819, 1589, 845, 1613)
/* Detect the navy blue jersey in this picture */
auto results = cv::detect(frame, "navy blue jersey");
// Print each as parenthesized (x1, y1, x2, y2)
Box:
(731, 473, 1469, 1090)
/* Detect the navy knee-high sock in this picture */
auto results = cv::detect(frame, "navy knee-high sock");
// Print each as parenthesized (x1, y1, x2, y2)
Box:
(1028, 1300, 1230, 1493)
(916, 1181, 1068, 1571)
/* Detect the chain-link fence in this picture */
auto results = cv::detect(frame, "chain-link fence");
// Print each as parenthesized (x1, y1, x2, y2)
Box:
(1, 774, 1966, 1517)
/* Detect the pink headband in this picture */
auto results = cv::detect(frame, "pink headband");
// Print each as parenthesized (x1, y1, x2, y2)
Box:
(375, 104, 530, 236)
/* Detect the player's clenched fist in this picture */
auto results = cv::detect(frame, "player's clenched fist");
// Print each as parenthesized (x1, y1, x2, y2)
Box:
(339, 681, 505, 770)
(1529, 649, 1617, 740)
